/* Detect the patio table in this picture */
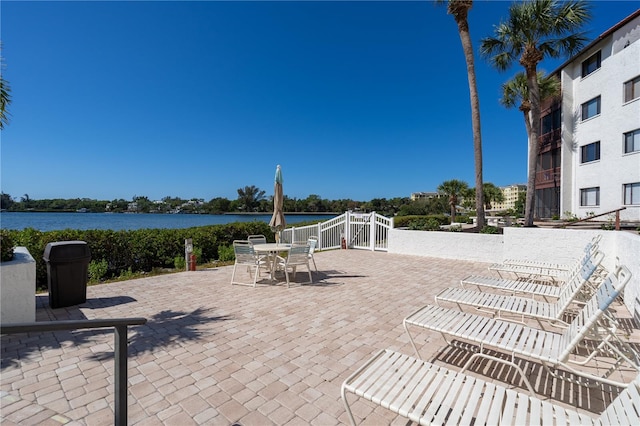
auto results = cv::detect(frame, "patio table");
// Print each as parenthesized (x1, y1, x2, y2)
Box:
(253, 243, 292, 281)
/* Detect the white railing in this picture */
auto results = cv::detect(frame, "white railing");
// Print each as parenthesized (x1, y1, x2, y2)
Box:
(281, 211, 393, 251)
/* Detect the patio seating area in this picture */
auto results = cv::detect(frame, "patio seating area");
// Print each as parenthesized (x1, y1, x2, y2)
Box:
(2, 249, 639, 425)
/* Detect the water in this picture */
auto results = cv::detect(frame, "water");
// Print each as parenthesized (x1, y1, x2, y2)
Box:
(0, 212, 336, 232)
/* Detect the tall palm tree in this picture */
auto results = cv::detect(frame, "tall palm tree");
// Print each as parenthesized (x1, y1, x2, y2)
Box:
(501, 71, 561, 139)
(437, 179, 469, 222)
(437, 0, 485, 228)
(480, 0, 590, 227)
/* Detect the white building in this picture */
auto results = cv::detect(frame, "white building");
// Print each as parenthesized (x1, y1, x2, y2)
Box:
(410, 192, 439, 201)
(558, 10, 640, 223)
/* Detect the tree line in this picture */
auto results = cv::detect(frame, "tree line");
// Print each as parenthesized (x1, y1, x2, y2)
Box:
(0, 179, 523, 219)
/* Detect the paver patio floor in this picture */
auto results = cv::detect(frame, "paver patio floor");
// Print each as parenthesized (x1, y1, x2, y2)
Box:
(2, 249, 638, 425)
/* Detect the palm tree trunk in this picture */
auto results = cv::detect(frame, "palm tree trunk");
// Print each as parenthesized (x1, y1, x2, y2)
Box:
(454, 10, 485, 228)
(524, 67, 541, 227)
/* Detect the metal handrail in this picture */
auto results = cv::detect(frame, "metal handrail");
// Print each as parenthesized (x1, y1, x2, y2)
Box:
(1, 317, 147, 426)
(554, 207, 627, 230)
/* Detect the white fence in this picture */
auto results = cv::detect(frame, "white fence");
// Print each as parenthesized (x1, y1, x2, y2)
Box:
(280, 211, 393, 251)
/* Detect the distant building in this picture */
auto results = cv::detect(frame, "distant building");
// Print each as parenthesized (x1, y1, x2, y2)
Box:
(492, 184, 526, 212)
(534, 10, 640, 221)
(410, 192, 439, 201)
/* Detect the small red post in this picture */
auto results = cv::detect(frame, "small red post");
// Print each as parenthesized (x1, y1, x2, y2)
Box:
(189, 254, 197, 271)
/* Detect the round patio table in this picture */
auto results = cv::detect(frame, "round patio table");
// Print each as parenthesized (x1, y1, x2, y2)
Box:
(252, 243, 292, 281)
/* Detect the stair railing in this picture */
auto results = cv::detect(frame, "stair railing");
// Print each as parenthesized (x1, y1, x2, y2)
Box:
(1, 317, 147, 426)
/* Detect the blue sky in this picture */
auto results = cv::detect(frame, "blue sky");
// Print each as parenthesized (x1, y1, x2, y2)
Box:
(2, 1, 638, 202)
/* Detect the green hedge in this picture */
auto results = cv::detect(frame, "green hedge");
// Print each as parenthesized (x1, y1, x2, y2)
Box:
(394, 215, 450, 229)
(0, 229, 15, 261)
(4, 221, 273, 290)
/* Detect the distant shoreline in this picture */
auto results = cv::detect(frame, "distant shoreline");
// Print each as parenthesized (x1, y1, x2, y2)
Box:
(1, 210, 340, 215)
(226, 212, 339, 215)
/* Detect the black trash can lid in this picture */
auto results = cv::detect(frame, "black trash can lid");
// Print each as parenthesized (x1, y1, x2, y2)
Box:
(43, 241, 91, 262)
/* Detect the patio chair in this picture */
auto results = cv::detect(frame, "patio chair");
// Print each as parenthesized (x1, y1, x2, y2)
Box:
(247, 234, 272, 273)
(307, 236, 318, 272)
(341, 348, 640, 426)
(404, 265, 637, 391)
(230, 240, 268, 287)
(277, 243, 313, 287)
(488, 236, 602, 282)
(247, 234, 267, 245)
(435, 251, 605, 328)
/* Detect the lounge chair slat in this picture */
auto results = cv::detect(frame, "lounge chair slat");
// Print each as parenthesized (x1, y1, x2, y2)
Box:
(342, 347, 640, 426)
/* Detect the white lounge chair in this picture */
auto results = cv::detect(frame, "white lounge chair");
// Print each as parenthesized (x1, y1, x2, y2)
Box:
(501, 234, 601, 270)
(489, 236, 602, 282)
(460, 250, 606, 301)
(342, 348, 640, 426)
(404, 265, 637, 391)
(435, 252, 605, 327)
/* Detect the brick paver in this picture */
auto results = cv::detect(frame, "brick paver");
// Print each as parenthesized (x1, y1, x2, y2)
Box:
(1, 249, 638, 424)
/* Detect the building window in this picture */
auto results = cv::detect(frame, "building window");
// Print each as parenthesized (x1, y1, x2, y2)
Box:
(541, 108, 561, 134)
(580, 187, 600, 206)
(624, 183, 640, 205)
(580, 142, 600, 163)
(624, 76, 640, 103)
(581, 51, 601, 77)
(625, 129, 640, 153)
(581, 96, 601, 120)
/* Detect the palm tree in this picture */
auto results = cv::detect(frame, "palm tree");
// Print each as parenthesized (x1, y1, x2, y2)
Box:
(482, 183, 505, 211)
(437, 179, 469, 222)
(0, 48, 10, 130)
(500, 71, 561, 140)
(480, 0, 590, 227)
(236, 185, 265, 212)
(437, 0, 485, 228)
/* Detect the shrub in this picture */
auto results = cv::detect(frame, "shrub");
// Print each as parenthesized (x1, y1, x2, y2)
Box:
(217, 244, 235, 261)
(395, 215, 449, 229)
(449, 224, 463, 232)
(174, 256, 186, 270)
(407, 217, 442, 231)
(0, 230, 15, 262)
(88, 259, 109, 283)
(480, 225, 499, 234)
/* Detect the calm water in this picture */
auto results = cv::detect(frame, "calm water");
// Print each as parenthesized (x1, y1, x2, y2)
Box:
(0, 212, 336, 232)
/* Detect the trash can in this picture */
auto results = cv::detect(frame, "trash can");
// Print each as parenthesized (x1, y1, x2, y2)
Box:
(43, 241, 91, 309)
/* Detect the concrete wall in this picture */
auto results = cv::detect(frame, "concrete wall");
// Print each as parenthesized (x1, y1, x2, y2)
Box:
(1, 247, 36, 324)
(387, 229, 503, 263)
(388, 228, 640, 318)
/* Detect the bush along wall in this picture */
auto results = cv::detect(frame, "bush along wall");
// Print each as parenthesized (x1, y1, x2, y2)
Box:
(5, 221, 273, 291)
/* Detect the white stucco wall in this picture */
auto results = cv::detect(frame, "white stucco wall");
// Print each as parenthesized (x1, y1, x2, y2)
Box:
(0, 247, 36, 324)
(614, 231, 640, 322)
(388, 229, 504, 263)
(388, 228, 640, 318)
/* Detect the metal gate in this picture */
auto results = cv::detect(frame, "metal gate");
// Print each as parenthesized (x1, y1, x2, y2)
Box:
(280, 211, 393, 251)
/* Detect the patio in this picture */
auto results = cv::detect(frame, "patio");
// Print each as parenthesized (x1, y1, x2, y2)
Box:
(1, 249, 638, 425)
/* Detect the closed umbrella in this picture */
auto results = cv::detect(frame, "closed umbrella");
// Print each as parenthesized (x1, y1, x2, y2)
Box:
(269, 165, 286, 243)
